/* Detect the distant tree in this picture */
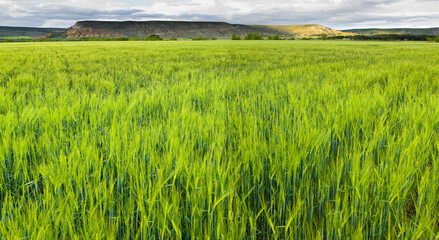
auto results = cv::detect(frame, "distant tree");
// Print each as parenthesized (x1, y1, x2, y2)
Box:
(435, 36, 439, 42)
(144, 35, 163, 41)
(231, 34, 241, 40)
(114, 37, 130, 41)
(320, 33, 328, 40)
(244, 33, 263, 40)
(268, 34, 281, 40)
(192, 37, 208, 41)
(210, 37, 217, 40)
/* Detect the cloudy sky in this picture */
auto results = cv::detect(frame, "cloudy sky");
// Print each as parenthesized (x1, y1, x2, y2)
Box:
(1, 0, 438, 29)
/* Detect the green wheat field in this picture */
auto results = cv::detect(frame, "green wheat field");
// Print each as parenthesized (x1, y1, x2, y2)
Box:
(0, 41, 438, 239)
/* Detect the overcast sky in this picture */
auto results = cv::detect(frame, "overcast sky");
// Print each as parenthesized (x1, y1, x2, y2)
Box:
(1, 0, 438, 29)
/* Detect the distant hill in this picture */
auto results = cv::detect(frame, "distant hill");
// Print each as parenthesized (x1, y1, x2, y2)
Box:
(44, 21, 280, 39)
(42, 21, 355, 39)
(342, 28, 439, 35)
(7, 22, 437, 40)
(0, 26, 64, 37)
(250, 24, 354, 36)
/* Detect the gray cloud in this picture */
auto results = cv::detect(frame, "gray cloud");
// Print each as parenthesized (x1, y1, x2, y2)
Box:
(0, 0, 438, 29)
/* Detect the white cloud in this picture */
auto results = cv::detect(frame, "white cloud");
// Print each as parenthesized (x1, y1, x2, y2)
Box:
(0, 0, 438, 29)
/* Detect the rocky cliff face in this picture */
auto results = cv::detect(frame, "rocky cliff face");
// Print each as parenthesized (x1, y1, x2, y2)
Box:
(47, 21, 280, 39)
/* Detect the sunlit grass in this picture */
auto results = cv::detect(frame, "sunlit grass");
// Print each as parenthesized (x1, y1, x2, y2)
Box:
(0, 40, 438, 239)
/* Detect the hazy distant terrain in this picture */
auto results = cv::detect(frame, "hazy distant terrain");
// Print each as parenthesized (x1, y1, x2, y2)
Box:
(342, 27, 439, 35)
(0, 26, 63, 37)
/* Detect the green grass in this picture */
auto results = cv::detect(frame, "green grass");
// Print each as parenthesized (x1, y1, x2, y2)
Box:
(0, 41, 438, 239)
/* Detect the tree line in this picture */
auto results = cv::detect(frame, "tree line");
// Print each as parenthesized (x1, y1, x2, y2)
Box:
(2, 33, 439, 42)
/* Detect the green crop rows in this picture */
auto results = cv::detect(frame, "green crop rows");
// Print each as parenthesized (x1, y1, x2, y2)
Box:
(0, 41, 438, 239)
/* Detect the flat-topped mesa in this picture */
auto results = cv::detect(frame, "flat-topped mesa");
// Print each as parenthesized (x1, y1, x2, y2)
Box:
(53, 21, 281, 39)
